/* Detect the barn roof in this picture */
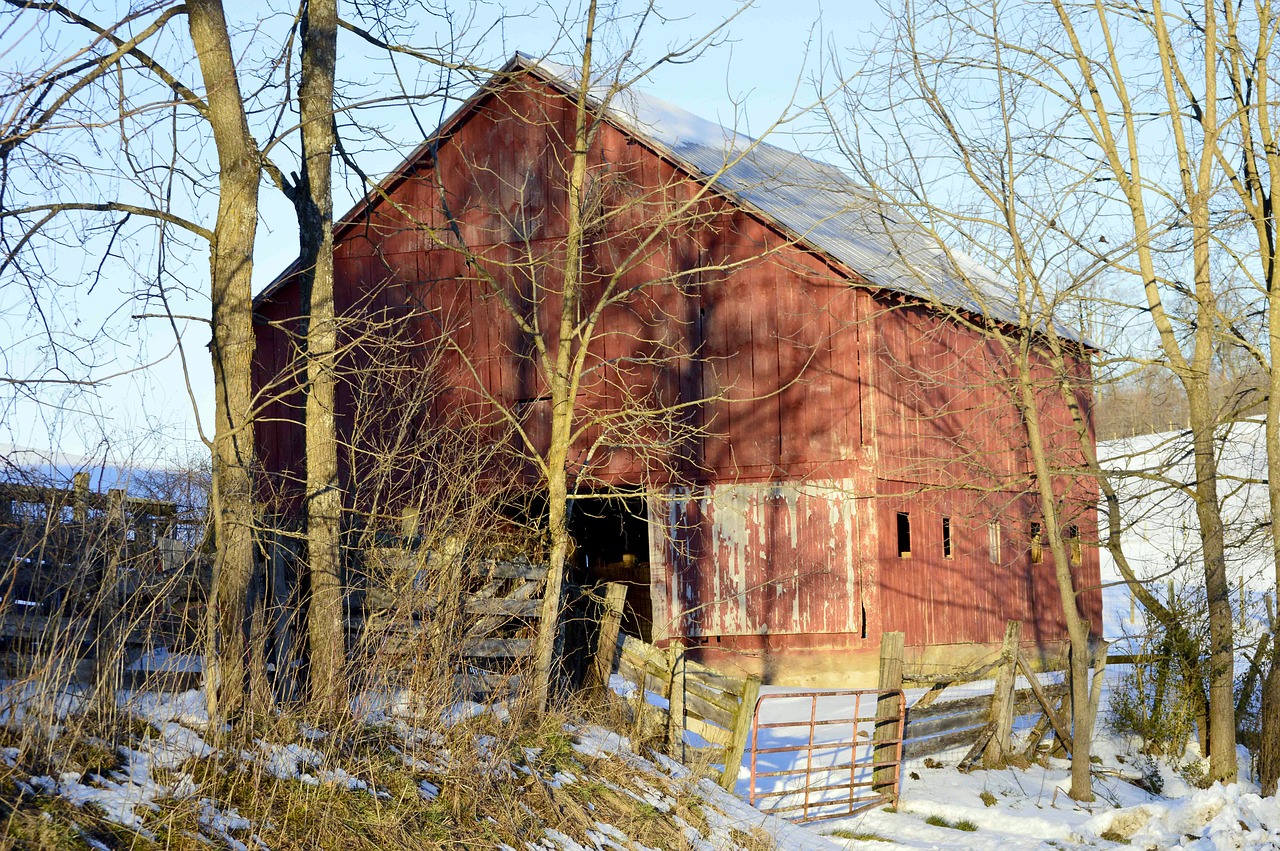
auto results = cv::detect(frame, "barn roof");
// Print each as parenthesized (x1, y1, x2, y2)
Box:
(259, 52, 1077, 341)
(518, 54, 1024, 327)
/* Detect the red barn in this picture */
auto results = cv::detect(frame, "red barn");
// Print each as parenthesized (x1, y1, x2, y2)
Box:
(253, 54, 1102, 685)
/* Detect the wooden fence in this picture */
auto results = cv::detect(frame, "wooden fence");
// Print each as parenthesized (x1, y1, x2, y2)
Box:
(590, 589, 760, 791)
(0, 474, 208, 691)
(879, 621, 1087, 768)
(345, 550, 550, 699)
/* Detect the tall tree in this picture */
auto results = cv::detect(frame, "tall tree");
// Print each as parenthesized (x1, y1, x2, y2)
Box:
(291, 0, 345, 714)
(1050, 0, 1238, 783)
(186, 0, 264, 723)
(1209, 0, 1280, 793)
(826, 0, 1275, 787)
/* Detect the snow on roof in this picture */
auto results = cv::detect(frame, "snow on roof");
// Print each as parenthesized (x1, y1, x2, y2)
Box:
(518, 54, 1038, 334)
(260, 52, 1064, 337)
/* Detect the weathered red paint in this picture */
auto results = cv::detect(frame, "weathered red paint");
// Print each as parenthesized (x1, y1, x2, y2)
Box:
(252, 62, 1103, 683)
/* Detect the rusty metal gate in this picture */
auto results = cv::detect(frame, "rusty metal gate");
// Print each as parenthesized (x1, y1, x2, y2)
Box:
(747, 689, 905, 823)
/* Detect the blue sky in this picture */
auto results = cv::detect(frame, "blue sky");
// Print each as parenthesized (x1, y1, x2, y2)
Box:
(1, 0, 887, 469)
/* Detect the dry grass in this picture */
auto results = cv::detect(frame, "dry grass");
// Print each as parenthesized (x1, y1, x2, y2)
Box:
(0, 685, 779, 850)
(0, 437, 777, 849)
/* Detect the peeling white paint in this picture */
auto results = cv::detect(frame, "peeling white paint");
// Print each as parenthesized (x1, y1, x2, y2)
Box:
(658, 479, 867, 639)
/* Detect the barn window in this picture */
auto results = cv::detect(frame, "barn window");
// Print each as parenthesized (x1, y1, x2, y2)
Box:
(988, 521, 1002, 563)
(1064, 524, 1082, 566)
(1030, 522, 1043, 564)
(941, 516, 953, 559)
(896, 512, 912, 558)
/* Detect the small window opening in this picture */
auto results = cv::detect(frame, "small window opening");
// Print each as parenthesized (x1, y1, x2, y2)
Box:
(896, 511, 912, 558)
(1064, 524, 1081, 566)
(941, 516, 953, 559)
(1030, 521, 1043, 564)
(988, 520, 1002, 563)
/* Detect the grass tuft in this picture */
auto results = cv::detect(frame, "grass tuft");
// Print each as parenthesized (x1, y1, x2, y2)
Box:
(825, 827, 896, 842)
(924, 814, 979, 831)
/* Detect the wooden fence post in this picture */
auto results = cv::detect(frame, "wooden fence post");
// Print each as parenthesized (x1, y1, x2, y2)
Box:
(72, 472, 90, 526)
(1016, 652, 1074, 754)
(719, 674, 761, 791)
(589, 582, 628, 694)
(982, 620, 1022, 768)
(873, 631, 905, 799)
(94, 489, 127, 704)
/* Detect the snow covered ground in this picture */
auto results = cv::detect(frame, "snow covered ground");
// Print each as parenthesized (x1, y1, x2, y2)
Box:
(3, 664, 1277, 849)
(805, 744, 1280, 850)
(731, 675, 1279, 850)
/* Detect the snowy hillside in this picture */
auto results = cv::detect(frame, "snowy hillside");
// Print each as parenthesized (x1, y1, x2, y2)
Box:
(1097, 420, 1271, 647)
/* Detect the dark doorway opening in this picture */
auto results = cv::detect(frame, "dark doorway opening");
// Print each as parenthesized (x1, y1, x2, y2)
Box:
(568, 495, 653, 641)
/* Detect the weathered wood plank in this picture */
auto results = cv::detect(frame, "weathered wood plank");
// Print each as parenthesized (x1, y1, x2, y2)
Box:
(680, 709, 733, 747)
(682, 688, 737, 730)
(617, 655, 643, 687)
(873, 631, 905, 798)
(910, 682, 951, 712)
(982, 620, 1021, 768)
(464, 580, 540, 640)
(620, 650, 672, 684)
(907, 683, 1066, 727)
(720, 676, 761, 790)
(470, 560, 548, 581)
(463, 598, 541, 618)
(1106, 653, 1167, 666)
(462, 638, 532, 658)
(908, 691, 991, 722)
(588, 583, 628, 693)
(903, 724, 988, 760)
(683, 674, 744, 716)
(1017, 654, 1073, 754)
(905, 708, 989, 741)
(668, 646, 688, 757)
(1013, 683, 1067, 717)
(620, 635, 671, 673)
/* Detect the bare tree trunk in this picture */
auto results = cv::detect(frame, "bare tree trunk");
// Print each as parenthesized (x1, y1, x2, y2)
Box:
(187, 0, 261, 725)
(1047, 0, 1238, 783)
(293, 0, 344, 716)
(1148, 0, 1236, 783)
(1263, 283, 1280, 792)
(531, 0, 597, 714)
(1017, 357, 1095, 800)
(1188, 387, 1237, 777)
(1263, 227, 1280, 793)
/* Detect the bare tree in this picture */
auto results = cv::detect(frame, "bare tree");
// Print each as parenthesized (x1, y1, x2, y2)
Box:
(822, 1, 1121, 798)
(185, 0, 266, 723)
(291, 0, 345, 715)
(822, 0, 1280, 789)
(0, 0, 270, 722)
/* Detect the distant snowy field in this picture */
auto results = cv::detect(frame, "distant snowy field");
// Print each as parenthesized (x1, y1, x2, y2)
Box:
(1098, 420, 1272, 652)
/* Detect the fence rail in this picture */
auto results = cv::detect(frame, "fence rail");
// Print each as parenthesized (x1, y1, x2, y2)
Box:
(878, 622, 1087, 768)
(608, 630, 761, 791)
(1, 475, 208, 691)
